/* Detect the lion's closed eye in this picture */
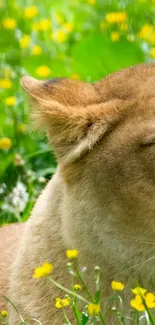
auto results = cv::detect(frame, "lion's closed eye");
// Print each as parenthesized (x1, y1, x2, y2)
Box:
(139, 138, 155, 148)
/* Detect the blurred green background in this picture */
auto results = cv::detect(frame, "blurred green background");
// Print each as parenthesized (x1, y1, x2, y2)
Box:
(0, 0, 155, 225)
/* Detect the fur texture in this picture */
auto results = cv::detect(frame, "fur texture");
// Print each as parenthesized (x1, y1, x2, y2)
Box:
(1, 63, 155, 323)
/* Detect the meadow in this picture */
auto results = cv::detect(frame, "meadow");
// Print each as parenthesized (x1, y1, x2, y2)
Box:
(1, 1, 155, 323)
(1, 0, 155, 225)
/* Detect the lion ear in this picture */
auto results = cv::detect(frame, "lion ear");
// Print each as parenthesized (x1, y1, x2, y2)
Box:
(21, 76, 46, 99)
(21, 76, 126, 164)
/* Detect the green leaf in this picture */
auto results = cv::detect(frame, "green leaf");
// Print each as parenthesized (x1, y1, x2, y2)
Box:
(37, 167, 56, 177)
(81, 313, 89, 325)
(94, 290, 101, 304)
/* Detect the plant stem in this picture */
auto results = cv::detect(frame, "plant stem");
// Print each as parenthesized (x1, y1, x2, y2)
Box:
(136, 311, 139, 325)
(73, 297, 82, 325)
(75, 268, 93, 302)
(48, 277, 90, 305)
(62, 308, 72, 325)
(3, 296, 25, 323)
(99, 312, 106, 325)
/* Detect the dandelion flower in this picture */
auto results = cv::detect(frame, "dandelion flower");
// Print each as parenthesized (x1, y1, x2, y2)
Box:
(120, 22, 128, 31)
(5, 96, 16, 106)
(70, 73, 80, 80)
(55, 297, 71, 309)
(0, 79, 12, 89)
(64, 22, 74, 32)
(88, 303, 100, 316)
(36, 65, 51, 78)
(52, 30, 67, 43)
(1, 310, 8, 318)
(150, 48, 155, 58)
(106, 12, 127, 24)
(33, 262, 53, 278)
(39, 19, 51, 31)
(88, 0, 96, 4)
(24, 6, 38, 18)
(19, 35, 30, 48)
(66, 250, 79, 259)
(111, 280, 124, 291)
(0, 137, 12, 150)
(32, 45, 42, 55)
(3, 18, 16, 29)
(139, 24, 153, 41)
(150, 32, 155, 45)
(111, 32, 120, 42)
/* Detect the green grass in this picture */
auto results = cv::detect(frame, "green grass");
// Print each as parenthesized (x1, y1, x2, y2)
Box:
(0, 0, 155, 224)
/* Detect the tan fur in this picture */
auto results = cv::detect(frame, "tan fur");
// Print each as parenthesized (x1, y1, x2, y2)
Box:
(0, 224, 25, 310)
(2, 63, 155, 323)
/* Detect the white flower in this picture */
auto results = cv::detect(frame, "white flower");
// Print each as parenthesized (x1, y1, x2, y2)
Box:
(2, 181, 28, 214)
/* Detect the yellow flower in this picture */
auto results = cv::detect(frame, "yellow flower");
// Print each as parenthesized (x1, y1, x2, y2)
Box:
(120, 22, 128, 31)
(88, 303, 100, 316)
(1, 310, 8, 318)
(3, 18, 16, 29)
(73, 284, 82, 291)
(39, 19, 51, 31)
(24, 6, 38, 18)
(131, 287, 147, 296)
(139, 24, 153, 42)
(18, 123, 26, 133)
(0, 79, 12, 89)
(130, 295, 145, 312)
(150, 48, 155, 58)
(150, 31, 155, 44)
(110, 32, 120, 42)
(66, 250, 79, 259)
(145, 293, 155, 308)
(87, 0, 96, 5)
(32, 45, 42, 55)
(106, 12, 127, 24)
(64, 22, 74, 32)
(55, 297, 71, 309)
(33, 262, 53, 278)
(111, 281, 124, 291)
(5, 96, 16, 106)
(19, 35, 30, 49)
(52, 30, 67, 43)
(36, 65, 51, 78)
(70, 73, 80, 80)
(131, 290, 155, 311)
(0, 138, 12, 150)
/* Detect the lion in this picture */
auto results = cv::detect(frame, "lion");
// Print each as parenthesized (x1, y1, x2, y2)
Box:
(1, 63, 155, 324)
